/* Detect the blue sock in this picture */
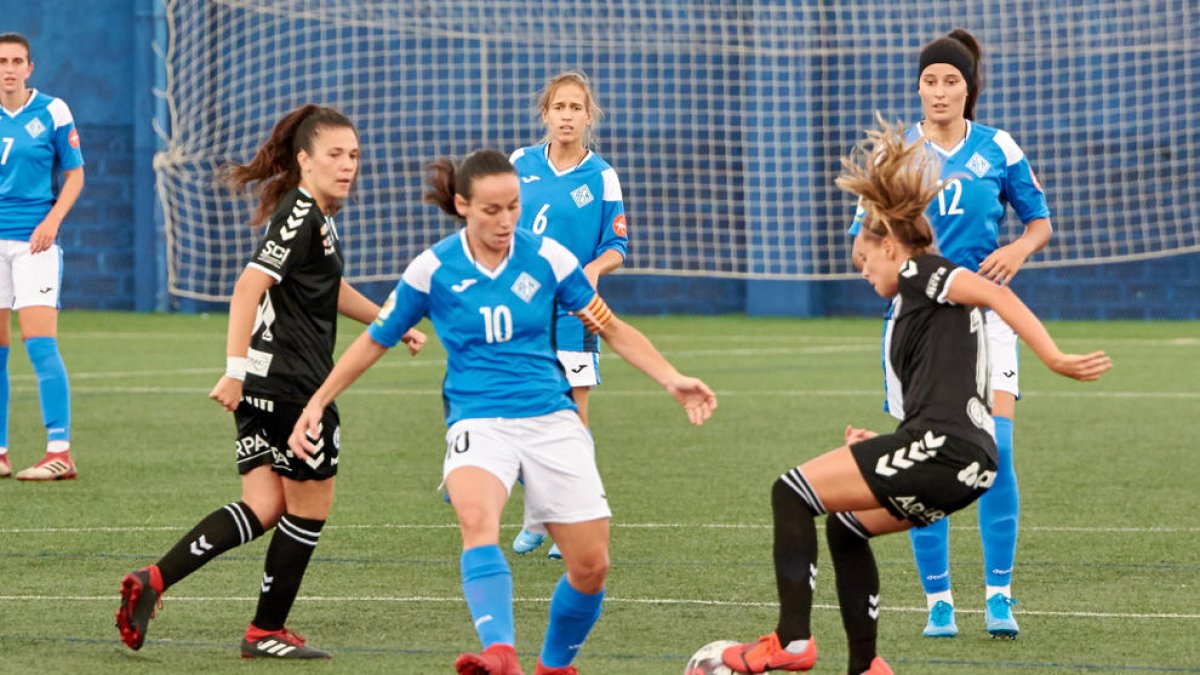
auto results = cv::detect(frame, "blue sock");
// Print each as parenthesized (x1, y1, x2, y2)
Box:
(25, 337, 70, 443)
(540, 574, 605, 668)
(461, 545, 515, 649)
(0, 346, 9, 448)
(979, 416, 1018, 588)
(908, 517, 951, 595)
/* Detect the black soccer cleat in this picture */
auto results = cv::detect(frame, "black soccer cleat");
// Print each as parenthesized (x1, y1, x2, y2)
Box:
(116, 565, 163, 650)
(241, 625, 332, 659)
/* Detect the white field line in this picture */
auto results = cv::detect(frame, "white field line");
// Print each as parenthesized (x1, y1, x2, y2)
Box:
(1, 522, 1195, 535)
(0, 593, 1196, 620)
(34, 385, 1200, 400)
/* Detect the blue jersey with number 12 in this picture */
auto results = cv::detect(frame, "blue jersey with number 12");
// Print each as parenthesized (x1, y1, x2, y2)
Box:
(369, 228, 597, 426)
(850, 121, 1050, 271)
(510, 144, 627, 352)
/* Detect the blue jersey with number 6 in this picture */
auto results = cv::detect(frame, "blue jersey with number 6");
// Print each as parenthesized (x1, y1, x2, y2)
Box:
(509, 144, 627, 352)
(849, 121, 1049, 271)
(369, 228, 597, 425)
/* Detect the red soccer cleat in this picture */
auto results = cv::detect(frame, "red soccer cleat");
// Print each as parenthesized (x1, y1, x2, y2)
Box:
(455, 643, 524, 675)
(534, 659, 579, 674)
(15, 452, 76, 480)
(241, 624, 331, 659)
(859, 656, 893, 674)
(722, 632, 817, 673)
(116, 565, 164, 650)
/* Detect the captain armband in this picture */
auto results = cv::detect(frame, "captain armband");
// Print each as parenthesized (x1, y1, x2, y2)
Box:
(575, 295, 615, 334)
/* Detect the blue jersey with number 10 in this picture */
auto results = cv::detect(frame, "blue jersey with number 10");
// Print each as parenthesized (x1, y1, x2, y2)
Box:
(510, 144, 627, 352)
(850, 121, 1050, 271)
(369, 228, 597, 426)
(0, 90, 85, 241)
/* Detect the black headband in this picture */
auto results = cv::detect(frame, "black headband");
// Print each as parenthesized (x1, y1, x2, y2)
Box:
(918, 38, 976, 93)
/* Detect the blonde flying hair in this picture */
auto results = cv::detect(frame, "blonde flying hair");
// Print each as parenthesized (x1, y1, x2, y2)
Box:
(836, 114, 941, 254)
(537, 71, 604, 148)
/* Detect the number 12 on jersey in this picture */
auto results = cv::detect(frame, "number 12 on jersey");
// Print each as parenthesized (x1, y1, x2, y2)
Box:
(479, 305, 513, 343)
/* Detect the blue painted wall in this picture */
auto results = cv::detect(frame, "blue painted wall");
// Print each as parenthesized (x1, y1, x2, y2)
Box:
(11, 2, 1199, 318)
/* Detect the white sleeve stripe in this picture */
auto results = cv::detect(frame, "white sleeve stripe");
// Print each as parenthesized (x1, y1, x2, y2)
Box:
(508, 147, 525, 164)
(601, 168, 623, 201)
(246, 262, 282, 282)
(401, 249, 440, 294)
(939, 267, 967, 305)
(538, 237, 580, 282)
(992, 130, 1025, 166)
(46, 98, 74, 129)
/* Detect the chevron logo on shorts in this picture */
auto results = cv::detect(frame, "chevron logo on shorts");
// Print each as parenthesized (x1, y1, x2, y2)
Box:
(875, 431, 945, 477)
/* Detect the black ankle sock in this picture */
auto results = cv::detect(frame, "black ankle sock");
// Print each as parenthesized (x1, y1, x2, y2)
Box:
(252, 513, 325, 631)
(827, 512, 879, 674)
(157, 501, 265, 590)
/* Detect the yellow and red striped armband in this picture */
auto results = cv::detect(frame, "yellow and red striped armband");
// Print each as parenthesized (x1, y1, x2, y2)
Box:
(575, 295, 614, 334)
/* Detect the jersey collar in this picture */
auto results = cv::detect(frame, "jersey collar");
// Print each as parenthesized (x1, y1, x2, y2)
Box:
(1, 89, 37, 118)
(457, 228, 513, 279)
(917, 119, 972, 158)
(542, 143, 593, 177)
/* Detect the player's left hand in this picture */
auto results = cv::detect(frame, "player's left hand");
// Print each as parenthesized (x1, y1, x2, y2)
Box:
(1049, 350, 1112, 382)
(977, 241, 1032, 286)
(844, 425, 878, 445)
(665, 376, 717, 426)
(401, 328, 427, 356)
(29, 219, 62, 254)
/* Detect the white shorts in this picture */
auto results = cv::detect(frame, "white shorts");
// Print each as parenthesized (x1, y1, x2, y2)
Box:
(985, 309, 1019, 396)
(443, 409, 611, 534)
(0, 241, 63, 310)
(557, 350, 601, 388)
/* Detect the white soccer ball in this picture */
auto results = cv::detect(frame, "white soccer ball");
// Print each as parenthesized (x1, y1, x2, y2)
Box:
(684, 640, 739, 674)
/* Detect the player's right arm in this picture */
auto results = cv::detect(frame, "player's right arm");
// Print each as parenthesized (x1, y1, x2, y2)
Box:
(209, 267, 275, 412)
(290, 329, 390, 458)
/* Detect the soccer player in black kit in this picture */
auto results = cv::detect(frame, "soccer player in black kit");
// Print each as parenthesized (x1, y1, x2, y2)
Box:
(721, 117, 1111, 675)
(115, 105, 424, 658)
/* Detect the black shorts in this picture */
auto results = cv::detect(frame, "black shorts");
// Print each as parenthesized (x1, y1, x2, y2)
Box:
(234, 396, 340, 481)
(850, 428, 997, 527)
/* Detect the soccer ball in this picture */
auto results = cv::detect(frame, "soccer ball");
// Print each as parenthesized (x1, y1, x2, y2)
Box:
(684, 640, 739, 674)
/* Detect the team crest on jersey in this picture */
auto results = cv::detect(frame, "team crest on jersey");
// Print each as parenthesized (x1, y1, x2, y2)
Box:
(570, 184, 594, 208)
(24, 118, 46, 139)
(510, 272, 541, 302)
(965, 153, 991, 178)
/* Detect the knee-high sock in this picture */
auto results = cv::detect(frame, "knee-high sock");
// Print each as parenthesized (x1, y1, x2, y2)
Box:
(773, 470, 826, 644)
(25, 337, 70, 443)
(979, 416, 1018, 590)
(252, 513, 324, 631)
(827, 513, 880, 675)
(461, 544, 515, 649)
(540, 574, 605, 668)
(908, 517, 951, 596)
(0, 346, 9, 449)
(156, 501, 266, 590)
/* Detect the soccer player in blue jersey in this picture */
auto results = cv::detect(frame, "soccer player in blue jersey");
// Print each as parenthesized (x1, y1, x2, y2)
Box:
(509, 71, 628, 559)
(848, 29, 1054, 639)
(0, 33, 84, 480)
(722, 117, 1108, 675)
(116, 105, 425, 659)
(290, 150, 716, 675)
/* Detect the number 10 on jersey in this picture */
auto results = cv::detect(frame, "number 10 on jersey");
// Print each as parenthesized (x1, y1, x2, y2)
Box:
(479, 305, 513, 343)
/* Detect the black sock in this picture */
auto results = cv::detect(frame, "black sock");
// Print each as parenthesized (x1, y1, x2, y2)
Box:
(157, 501, 265, 590)
(252, 513, 325, 631)
(772, 470, 826, 644)
(827, 512, 879, 674)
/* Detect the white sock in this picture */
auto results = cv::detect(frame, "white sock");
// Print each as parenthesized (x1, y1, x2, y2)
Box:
(0, 447, 8, 456)
(47, 440, 70, 454)
(926, 590, 954, 610)
(986, 585, 1011, 599)
(783, 638, 809, 654)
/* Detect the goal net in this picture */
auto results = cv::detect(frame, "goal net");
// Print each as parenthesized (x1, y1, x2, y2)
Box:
(156, 0, 1200, 301)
